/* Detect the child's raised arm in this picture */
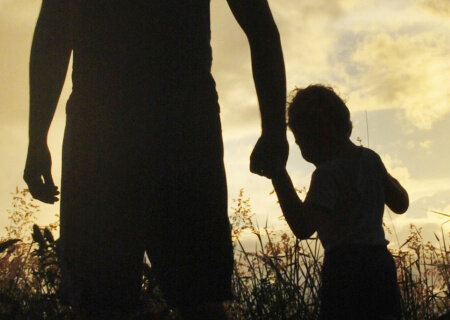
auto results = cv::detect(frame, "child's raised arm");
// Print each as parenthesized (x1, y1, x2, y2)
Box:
(271, 169, 325, 239)
(384, 173, 409, 214)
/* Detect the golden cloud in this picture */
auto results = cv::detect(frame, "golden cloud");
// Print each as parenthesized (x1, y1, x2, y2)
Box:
(381, 154, 411, 182)
(419, 0, 450, 16)
(419, 140, 433, 148)
(349, 31, 450, 130)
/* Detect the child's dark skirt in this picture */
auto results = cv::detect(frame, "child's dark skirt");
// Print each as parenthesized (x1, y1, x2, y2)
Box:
(319, 244, 401, 320)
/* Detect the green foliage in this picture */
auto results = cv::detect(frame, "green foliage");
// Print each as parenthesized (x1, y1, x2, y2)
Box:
(0, 188, 449, 319)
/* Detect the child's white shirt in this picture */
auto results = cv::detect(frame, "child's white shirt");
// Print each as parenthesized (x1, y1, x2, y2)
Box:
(304, 147, 389, 253)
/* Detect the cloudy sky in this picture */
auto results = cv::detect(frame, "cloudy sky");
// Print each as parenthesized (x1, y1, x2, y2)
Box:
(0, 0, 449, 244)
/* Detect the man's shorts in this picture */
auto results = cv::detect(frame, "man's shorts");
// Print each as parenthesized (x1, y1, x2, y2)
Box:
(59, 100, 234, 312)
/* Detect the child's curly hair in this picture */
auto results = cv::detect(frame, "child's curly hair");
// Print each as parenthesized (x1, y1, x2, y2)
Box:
(288, 84, 352, 140)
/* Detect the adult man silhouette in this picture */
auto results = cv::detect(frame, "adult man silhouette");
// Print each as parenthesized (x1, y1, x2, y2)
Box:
(24, 0, 287, 319)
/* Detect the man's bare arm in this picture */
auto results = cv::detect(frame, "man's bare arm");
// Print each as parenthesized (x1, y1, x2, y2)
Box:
(24, 0, 71, 203)
(226, 0, 288, 177)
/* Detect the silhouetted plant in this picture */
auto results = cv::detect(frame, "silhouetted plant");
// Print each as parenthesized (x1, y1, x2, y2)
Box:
(392, 224, 449, 320)
(0, 188, 449, 319)
(0, 189, 69, 319)
(226, 190, 449, 320)
(228, 190, 322, 320)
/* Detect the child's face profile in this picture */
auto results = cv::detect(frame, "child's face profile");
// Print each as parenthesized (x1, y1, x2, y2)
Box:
(291, 124, 327, 165)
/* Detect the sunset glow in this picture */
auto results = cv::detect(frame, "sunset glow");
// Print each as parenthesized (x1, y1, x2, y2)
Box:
(0, 0, 449, 243)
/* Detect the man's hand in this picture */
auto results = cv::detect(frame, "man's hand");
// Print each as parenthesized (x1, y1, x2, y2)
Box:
(250, 134, 288, 178)
(24, 143, 59, 204)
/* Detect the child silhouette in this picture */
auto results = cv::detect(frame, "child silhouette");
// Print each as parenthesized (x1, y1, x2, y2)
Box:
(270, 85, 409, 320)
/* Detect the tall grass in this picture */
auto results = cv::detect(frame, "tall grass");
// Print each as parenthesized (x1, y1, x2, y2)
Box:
(227, 190, 449, 320)
(0, 188, 68, 319)
(228, 189, 322, 320)
(393, 224, 449, 319)
(0, 188, 449, 319)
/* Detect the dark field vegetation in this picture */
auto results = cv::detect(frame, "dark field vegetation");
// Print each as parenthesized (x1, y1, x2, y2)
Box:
(1, 188, 449, 319)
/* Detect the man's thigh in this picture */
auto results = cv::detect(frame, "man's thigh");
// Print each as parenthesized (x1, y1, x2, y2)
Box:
(59, 115, 147, 312)
(144, 103, 234, 307)
(144, 161, 234, 308)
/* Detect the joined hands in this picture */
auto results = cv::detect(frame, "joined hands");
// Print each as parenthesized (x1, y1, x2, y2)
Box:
(250, 134, 288, 178)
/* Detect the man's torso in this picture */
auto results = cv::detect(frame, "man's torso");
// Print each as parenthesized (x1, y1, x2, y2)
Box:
(67, 0, 218, 115)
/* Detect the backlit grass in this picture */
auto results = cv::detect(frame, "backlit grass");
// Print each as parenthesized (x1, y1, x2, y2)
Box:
(0, 188, 448, 319)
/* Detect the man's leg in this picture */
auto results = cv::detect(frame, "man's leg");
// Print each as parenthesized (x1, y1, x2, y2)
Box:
(144, 162, 233, 320)
(143, 101, 233, 318)
(60, 115, 146, 316)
